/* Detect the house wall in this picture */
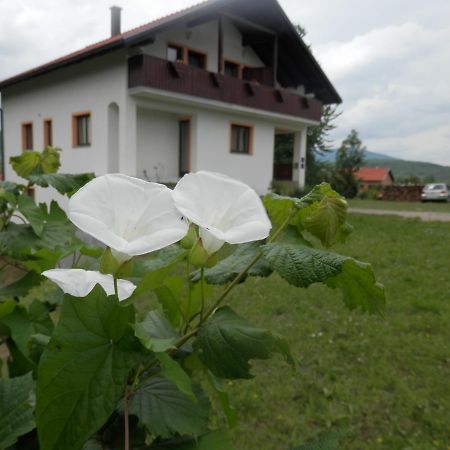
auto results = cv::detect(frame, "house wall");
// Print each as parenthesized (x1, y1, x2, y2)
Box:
(2, 51, 130, 204)
(136, 108, 180, 182)
(142, 18, 264, 72)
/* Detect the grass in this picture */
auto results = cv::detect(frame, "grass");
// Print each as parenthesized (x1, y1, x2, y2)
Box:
(349, 198, 450, 213)
(224, 214, 450, 450)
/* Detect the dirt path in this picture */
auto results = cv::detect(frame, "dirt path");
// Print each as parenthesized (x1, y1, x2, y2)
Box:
(349, 207, 450, 222)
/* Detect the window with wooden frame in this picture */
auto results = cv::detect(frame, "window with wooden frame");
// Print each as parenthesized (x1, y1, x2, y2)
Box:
(43, 118, 53, 147)
(167, 44, 184, 62)
(224, 60, 242, 79)
(230, 123, 253, 155)
(72, 112, 91, 147)
(21, 122, 33, 151)
(187, 49, 207, 69)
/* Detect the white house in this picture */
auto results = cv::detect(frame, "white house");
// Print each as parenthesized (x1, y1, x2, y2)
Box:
(0, 0, 341, 203)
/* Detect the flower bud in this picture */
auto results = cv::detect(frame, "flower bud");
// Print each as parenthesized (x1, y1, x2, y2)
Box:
(188, 239, 210, 267)
(180, 223, 197, 249)
(100, 248, 133, 277)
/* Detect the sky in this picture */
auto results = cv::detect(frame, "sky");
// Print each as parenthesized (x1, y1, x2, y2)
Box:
(1, 0, 449, 165)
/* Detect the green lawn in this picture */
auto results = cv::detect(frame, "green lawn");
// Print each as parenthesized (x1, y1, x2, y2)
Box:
(349, 198, 450, 213)
(226, 214, 450, 450)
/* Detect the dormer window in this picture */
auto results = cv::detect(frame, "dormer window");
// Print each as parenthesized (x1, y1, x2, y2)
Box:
(224, 61, 240, 78)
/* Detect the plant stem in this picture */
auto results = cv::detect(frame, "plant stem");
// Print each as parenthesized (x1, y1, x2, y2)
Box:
(199, 267, 205, 323)
(113, 277, 119, 299)
(124, 389, 130, 450)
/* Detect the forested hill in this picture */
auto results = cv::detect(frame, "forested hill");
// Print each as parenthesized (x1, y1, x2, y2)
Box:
(364, 159, 450, 184)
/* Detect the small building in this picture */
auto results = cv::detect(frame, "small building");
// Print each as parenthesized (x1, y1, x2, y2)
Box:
(356, 167, 394, 190)
(0, 0, 341, 203)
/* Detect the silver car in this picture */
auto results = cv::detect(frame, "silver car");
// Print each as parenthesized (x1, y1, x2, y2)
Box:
(421, 183, 449, 202)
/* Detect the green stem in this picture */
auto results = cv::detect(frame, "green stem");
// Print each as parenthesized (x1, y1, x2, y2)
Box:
(123, 388, 130, 450)
(113, 277, 119, 300)
(199, 267, 205, 323)
(183, 260, 193, 334)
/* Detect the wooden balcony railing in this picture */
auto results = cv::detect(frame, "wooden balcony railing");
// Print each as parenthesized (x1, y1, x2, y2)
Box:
(128, 54, 322, 122)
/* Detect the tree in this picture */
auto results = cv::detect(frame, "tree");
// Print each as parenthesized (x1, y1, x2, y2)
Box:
(333, 129, 366, 197)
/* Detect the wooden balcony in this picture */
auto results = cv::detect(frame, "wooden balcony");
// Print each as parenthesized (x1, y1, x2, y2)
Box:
(128, 54, 322, 122)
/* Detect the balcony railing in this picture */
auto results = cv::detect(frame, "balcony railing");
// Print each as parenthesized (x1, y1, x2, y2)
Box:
(128, 54, 322, 122)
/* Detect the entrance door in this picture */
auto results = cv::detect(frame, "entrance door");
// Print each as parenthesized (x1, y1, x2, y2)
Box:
(179, 119, 191, 176)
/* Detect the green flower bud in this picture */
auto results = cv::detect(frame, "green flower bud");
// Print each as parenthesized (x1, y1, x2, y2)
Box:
(100, 248, 133, 277)
(180, 223, 197, 249)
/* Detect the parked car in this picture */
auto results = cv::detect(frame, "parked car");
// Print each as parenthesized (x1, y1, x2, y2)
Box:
(421, 183, 450, 202)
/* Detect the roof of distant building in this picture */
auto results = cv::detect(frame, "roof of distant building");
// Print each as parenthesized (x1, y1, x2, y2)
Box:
(356, 167, 394, 182)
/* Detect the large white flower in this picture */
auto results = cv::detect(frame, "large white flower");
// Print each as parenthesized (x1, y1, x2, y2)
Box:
(172, 171, 272, 253)
(42, 269, 136, 301)
(68, 174, 188, 261)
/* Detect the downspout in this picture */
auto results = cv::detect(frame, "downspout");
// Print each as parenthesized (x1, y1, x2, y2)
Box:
(0, 107, 4, 180)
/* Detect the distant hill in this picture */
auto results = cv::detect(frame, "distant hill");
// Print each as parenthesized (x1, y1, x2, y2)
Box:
(318, 150, 397, 162)
(364, 159, 450, 184)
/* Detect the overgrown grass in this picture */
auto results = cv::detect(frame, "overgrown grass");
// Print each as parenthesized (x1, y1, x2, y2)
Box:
(226, 214, 450, 450)
(349, 198, 450, 213)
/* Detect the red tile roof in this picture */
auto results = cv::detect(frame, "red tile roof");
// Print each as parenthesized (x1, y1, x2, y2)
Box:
(0, 0, 210, 88)
(356, 167, 392, 182)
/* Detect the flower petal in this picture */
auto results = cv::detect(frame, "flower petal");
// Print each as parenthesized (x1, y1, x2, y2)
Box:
(173, 171, 272, 251)
(42, 269, 136, 301)
(68, 174, 188, 257)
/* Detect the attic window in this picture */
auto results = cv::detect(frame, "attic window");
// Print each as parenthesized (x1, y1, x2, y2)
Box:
(72, 112, 91, 147)
(224, 61, 240, 78)
(187, 49, 206, 69)
(167, 45, 183, 62)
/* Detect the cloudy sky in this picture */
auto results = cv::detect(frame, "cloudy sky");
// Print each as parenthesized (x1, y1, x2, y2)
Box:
(1, 0, 449, 165)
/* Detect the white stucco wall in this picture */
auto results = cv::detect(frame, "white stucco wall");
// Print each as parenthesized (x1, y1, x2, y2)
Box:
(142, 18, 264, 72)
(136, 108, 180, 182)
(2, 51, 129, 204)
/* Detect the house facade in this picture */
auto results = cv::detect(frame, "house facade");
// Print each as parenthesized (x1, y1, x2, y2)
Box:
(0, 0, 341, 203)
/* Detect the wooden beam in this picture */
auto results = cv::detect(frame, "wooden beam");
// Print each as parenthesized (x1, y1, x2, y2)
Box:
(218, 15, 224, 74)
(273, 34, 278, 88)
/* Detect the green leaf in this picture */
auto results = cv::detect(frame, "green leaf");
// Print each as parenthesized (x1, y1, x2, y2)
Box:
(36, 286, 140, 450)
(182, 430, 235, 450)
(193, 243, 272, 285)
(0, 271, 42, 300)
(135, 309, 179, 352)
(326, 259, 385, 314)
(128, 377, 209, 438)
(27, 172, 95, 197)
(262, 243, 345, 288)
(156, 352, 197, 403)
(263, 193, 298, 227)
(155, 277, 185, 327)
(194, 306, 294, 379)
(23, 248, 63, 273)
(17, 194, 46, 236)
(10, 147, 61, 179)
(262, 243, 385, 314)
(0, 372, 35, 449)
(207, 371, 238, 427)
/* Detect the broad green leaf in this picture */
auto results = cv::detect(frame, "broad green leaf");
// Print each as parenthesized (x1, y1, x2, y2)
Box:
(155, 277, 185, 326)
(28, 172, 95, 197)
(24, 247, 63, 273)
(181, 430, 235, 450)
(207, 371, 238, 427)
(135, 309, 179, 352)
(156, 352, 197, 403)
(128, 376, 209, 438)
(0, 271, 42, 300)
(17, 194, 46, 236)
(263, 243, 385, 313)
(28, 333, 51, 365)
(0, 372, 35, 449)
(10, 147, 61, 179)
(262, 243, 345, 288)
(326, 259, 385, 314)
(0, 223, 40, 259)
(194, 306, 294, 379)
(263, 193, 298, 227)
(36, 286, 140, 450)
(193, 243, 272, 285)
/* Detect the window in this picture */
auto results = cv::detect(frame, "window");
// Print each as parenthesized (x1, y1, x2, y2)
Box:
(230, 124, 253, 154)
(22, 122, 33, 151)
(44, 119, 52, 147)
(187, 49, 206, 69)
(167, 45, 183, 62)
(224, 61, 240, 78)
(72, 112, 91, 147)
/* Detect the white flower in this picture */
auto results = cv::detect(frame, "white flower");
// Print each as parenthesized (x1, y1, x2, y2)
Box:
(172, 171, 272, 253)
(68, 174, 188, 261)
(42, 269, 136, 301)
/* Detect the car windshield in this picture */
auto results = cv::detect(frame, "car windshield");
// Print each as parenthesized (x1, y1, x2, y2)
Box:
(424, 184, 446, 191)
